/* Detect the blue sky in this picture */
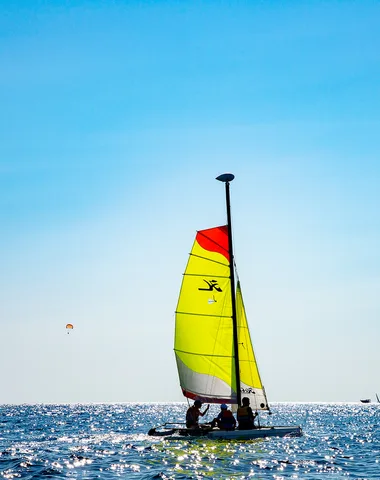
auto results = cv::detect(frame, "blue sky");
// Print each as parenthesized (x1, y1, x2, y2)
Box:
(1, 0, 379, 404)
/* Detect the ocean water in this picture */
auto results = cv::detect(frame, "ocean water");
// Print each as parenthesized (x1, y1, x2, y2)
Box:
(1, 403, 379, 479)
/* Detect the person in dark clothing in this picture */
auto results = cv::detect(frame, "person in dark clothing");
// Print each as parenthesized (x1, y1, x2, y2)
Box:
(186, 400, 209, 428)
(211, 404, 236, 430)
(237, 397, 257, 430)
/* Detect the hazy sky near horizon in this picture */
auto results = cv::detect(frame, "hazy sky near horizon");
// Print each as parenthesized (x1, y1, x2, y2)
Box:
(1, 0, 379, 404)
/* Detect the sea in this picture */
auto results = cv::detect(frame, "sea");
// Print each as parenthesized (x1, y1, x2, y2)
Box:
(1, 402, 379, 479)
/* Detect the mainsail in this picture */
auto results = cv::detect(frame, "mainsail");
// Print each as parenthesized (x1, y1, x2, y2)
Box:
(174, 225, 269, 410)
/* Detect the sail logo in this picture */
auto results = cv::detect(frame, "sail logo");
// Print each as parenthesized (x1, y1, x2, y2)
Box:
(241, 387, 255, 394)
(198, 280, 222, 292)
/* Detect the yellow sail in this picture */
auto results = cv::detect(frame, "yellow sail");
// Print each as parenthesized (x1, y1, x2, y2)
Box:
(174, 225, 269, 410)
(236, 282, 269, 410)
(175, 225, 236, 403)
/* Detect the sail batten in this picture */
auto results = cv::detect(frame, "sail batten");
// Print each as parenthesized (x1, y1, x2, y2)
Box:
(175, 349, 235, 359)
(176, 312, 232, 319)
(189, 255, 229, 268)
(184, 273, 230, 279)
(174, 225, 269, 410)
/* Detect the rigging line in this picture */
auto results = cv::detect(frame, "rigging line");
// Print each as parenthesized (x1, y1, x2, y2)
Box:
(234, 258, 240, 283)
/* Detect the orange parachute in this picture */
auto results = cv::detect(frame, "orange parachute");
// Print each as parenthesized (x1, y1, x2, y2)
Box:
(66, 323, 74, 334)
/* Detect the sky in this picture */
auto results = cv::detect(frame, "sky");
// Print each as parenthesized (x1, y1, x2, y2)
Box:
(1, 0, 379, 404)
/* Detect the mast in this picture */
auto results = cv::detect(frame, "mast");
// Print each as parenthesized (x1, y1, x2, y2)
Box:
(216, 173, 241, 407)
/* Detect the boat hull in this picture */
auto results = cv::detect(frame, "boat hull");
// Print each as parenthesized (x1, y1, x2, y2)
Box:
(207, 426, 302, 439)
(148, 424, 302, 439)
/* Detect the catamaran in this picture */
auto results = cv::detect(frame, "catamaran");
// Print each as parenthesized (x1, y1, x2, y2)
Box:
(148, 174, 302, 439)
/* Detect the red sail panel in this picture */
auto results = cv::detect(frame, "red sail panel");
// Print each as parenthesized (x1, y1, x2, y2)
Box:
(195, 226, 229, 262)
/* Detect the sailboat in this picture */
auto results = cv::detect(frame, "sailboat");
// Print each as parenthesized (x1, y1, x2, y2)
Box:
(148, 174, 302, 439)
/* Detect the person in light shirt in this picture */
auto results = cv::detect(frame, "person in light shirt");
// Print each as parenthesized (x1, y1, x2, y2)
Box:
(186, 400, 210, 428)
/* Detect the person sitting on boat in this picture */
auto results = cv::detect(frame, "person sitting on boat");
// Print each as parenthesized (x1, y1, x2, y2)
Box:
(237, 397, 257, 430)
(211, 404, 236, 430)
(186, 400, 210, 428)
